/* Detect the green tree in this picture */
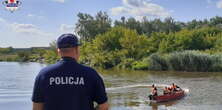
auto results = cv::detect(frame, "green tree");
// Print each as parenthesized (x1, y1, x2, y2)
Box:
(140, 17, 154, 36)
(209, 16, 222, 26)
(17, 51, 31, 62)
(163, 17, 181, 33)
(80, 27, 150, 69)
(114, 16, 126, 27)
(0, 47, 14, 54)
(75, 11, 111, 41)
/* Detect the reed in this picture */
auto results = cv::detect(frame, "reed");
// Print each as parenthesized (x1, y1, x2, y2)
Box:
(148, 53, 168, 71)
(148, 51, 222, 72)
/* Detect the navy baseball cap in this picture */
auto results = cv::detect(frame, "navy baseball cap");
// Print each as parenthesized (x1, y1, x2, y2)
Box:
(56, 34, 81, 48)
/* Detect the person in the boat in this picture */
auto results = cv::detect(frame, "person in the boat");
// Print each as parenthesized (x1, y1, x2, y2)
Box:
(150, 84, 155, 93)
(170, 83, 181, 92)
(172, 83, 176, 91)
(152, 87, 158, 96)
(175, 85, 181, 91)
(163, 87, 170, 94)
(168, 86, 172, 91)
(149, 84, 157, 100)
(151, 84, 155, 90)
(170, 83, 176, 91)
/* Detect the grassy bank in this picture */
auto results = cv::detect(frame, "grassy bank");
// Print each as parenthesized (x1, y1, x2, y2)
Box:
(0, 54, 18, 62)
(147, 51, 222, 72)
(0, 47, 50, 63)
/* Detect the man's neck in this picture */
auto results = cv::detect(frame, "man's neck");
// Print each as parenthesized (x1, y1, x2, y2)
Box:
(61, 56, 77, 61)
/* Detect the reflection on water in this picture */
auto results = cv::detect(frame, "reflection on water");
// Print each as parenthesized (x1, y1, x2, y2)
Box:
(0, 62, 222, 110)
(149, 99, 179, 110)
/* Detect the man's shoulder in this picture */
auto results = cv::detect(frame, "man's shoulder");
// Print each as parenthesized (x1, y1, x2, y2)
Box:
(38, 62, 99, 78)
(41, 62, 97, 73)
(39, 62, 62, 74)
(78, 64, 97, 74)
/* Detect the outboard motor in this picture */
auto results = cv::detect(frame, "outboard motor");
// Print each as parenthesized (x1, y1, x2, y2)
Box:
(148, 95, 153, 100)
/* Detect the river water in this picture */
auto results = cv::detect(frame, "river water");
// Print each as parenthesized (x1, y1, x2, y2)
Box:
(0, 62, 222, 110)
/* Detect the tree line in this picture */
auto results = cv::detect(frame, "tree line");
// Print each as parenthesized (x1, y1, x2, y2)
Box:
(75, 11, 222, 41)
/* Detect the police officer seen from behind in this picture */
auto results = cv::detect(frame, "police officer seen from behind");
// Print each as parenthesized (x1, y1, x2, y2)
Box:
(32, 34, 108, 110)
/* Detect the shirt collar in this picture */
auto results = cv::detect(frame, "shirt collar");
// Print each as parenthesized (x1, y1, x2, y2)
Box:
(61, 57, 77, 62)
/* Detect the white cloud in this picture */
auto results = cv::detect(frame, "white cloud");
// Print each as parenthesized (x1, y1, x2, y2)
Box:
(52, 0, 65, 3)
(0, 17, 49, 36)
(60, 24, 74, 33)
(27, 14, 45, 19)
(110, 0, 170, 18)
(11, 23, 38, 34)
(111, 7, 128, 16)
(217, 0, 222, 8)
(10, 23, 54, 38)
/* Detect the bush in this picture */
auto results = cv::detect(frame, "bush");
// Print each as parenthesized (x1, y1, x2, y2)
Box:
(80, 27, 150, 69)
(132, 60, 149, 70)
(17, 51, 31, 62)
(43, 50, 60, 64)
(117, 58, 135, 69)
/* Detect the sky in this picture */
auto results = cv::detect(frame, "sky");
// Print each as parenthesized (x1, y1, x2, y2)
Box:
(0, 0, 222, 48)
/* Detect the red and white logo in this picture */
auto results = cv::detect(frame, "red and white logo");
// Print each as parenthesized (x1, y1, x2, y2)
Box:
(2, 0, 22, 13)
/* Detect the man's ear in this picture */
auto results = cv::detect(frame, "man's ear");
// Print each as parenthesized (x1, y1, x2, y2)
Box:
(73, 47, 77, 53)
(57, 48, 61, 55)
(76, 47, 80, 54)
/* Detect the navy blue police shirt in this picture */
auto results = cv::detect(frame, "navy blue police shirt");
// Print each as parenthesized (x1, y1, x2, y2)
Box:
(32, 57, 108, 110)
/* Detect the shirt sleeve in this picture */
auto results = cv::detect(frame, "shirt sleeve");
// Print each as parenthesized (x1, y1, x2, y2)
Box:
(93, 72, 108, 104)
(32, 74, 45, 103)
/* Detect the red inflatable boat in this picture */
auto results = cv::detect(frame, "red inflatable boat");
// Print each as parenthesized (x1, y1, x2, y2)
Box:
(149, 90, 185, 103)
